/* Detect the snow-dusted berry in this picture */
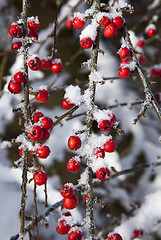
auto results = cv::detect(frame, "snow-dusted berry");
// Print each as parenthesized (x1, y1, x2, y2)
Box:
(56, 218, 71, 235)
(32, 111, 44, 122)
(8, 79, 22, 94)
(28, 16, 39, 31)
(118, 66, 130, 78)
(60, 184, 74, 198)
(80, 37, 93, 49)
(108, 112, 116, 125)
(51, 62, 63, 74)
(104, 23, 117, 38)
(96, 167, 110, 181)
(19, 148, 32, 158)
(39, 128, 50, 141)
(14, 71, 27, 83)
(147, 28, 155, 37)
(119, 47, 131, 60)
(103, 139, 116, 153)
(62, 98, 75, 110)
(137, 39, 145, 48)
(107, 233, 123, 240)
(35, 89, 49, 103)
(68, 136, 81, 150)
(39, 117, 54, 130)
(66, 19, 74, 30)
(9, 23, 22, 38)
(41, 57, 52, 70)
(67, 158, 81, 173)
(12, 39, 22, 53)
(99, 16, 110, 27)
(28, 56, 41, 71)
(28, 125, 43, 140)
(98, 119, 112, 132)
(63, 195, 78, 210)
(28, 30, 38, 41)
(34, 171, 47, 186)
(36, 145, 50, 158)
(73, 17, 86, 30)
(94, 148, 105, 159)
(133, 229, 144, 238)
(113, 16, 124, 28)
(68, 227, 82, 240)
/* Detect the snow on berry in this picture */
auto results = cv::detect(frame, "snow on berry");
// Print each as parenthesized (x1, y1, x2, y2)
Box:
(64, 85, 82, 106)
(145, 23, 156, 36)
(80, 21, 97, 42)
(93, 109, 113, 123)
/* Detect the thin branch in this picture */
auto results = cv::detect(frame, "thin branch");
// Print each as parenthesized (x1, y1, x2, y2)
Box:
(33, 183, 40, 240)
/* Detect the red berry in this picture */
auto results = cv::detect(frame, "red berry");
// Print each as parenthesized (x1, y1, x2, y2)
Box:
(60, 184, 74, 198)
(104, 23, 117, 38)
(19, 148, 32, 158)
(94, 148, 105, 159)
(103, 139, 116, 153)
(63, 195, 78, 210)
(28, 125, 43, 140)
(14, 71, 27, 83)
(96, 167, 110, 181)
(73, 17, 86, 30)
(68, 228, 82, 240)
(51, 61, 63, 74)
(151, 67, 159, 77)
(107, 233, 123, 240)
(133, 229, 144, 238)
(9, 23, 22, 38)
(98, 119, 112, 132)
(39, 117, 54, 130)
(34, 171, 47, 186)
(118, 66, 130, 78)
(67, 158, 81, 173)
(108, 112, 116, 125)
(68, 136, 81, 150)
(36, 145, 50, 158)
(66, 19, 74, 30)
(120, 58, 129, 64)
(62, 98, 75, 110)
(57, 218, 71, 235)
(80, 37, 93, 49)
(28, 30, 38, 41)
(62, 210, 72, 217)
(39, 128, 50, 141)
(154, 92, 161, 102)
(35, 89, 49, 103)
(12, 40, 22, 53)
(139, 54, 146, 63)
(137, 39, 145, 48)
(41, 57, 52, 70)
(32, 111, 44, 122)
(84, 193, 87, 202)
(28, 56, 41, 71)
(119, 47, 131, 60)
(8, 79, 22, 94)
(99, 16, 111, 26)
(113, 16, 124, 28)
(28, 16, 39, 31)
(147, 28, 155, 37)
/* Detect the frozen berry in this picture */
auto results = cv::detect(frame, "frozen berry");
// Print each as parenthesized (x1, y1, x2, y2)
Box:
(12, 39, 22, 53)
(66, 19, 74, 30)
(99, 16, 110, 26)
(19, 148, 32, 158)
(63, 195, 78, 210)
(119, 47, 131, 60)
(113, 16, 124, 28)
(98, 119, 112, 132)
(39, 117, 54, 130)
(62, 98, 75, 110)
(36, 145, 50, 158)
(68, 227, 82, 240)
(103, 139, 116, 153)
(28, 56, 41, 71)
(94, 148, 105, 159)
(107, 233, 123, 240)
(68, 136, 81, 150)
(108, 112, 116, 125)
(147, 28, 155, 37)
(118, 66, 130, 78)
(60, 184, 74, 198)
(139, 54, 146, 63)
(137, 39, 145, 48)
(28, 30, 38, 41)
(73, 17, 86, 30)
(51, 61, 63, 74)
(133, 229, 144, 238)
(34, 171, 47, 186)
(9, 23, 22, 38)
(28, 125, 43, 140)
(96, 167, 110, 181)
(32, 111, 44, 122)
(39, 128, 50, 141)
(35, 89, 49, 103)
(28, 16, 39, 31)
(14, 71, 27, 83)
(56, 218, 71, 235)
(80, 37, 93, 49)
(67, 158, 81, 173)
(104, 23, 117, 38)
(8, 79, 22, 94)
(41, 57, 52, 70)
